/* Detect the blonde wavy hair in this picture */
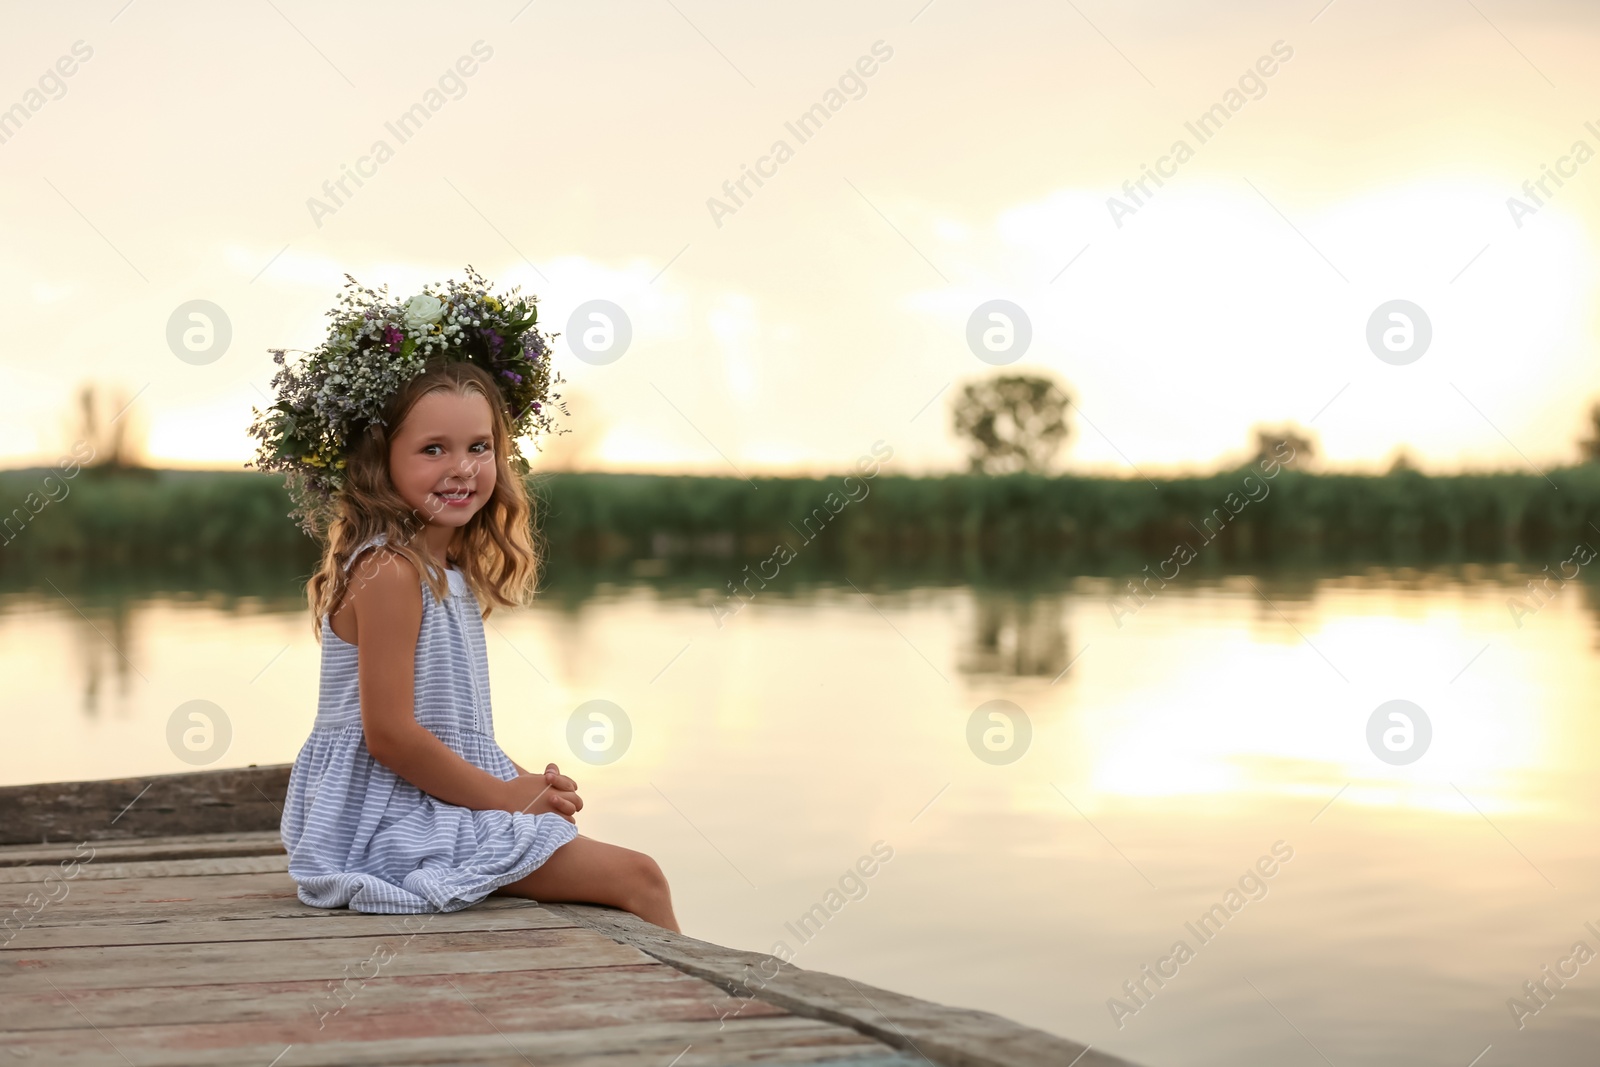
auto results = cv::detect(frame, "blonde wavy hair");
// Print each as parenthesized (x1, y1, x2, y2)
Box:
(306, 360, 540, 637)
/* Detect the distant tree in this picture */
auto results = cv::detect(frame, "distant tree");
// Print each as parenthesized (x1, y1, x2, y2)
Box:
(1387, 447, 1418, 473)
(1579, 401, 1600, 463)
(1251, 424, 1315, 471)
(72, 382, 145, 471)
(951, 373, 1071, 475)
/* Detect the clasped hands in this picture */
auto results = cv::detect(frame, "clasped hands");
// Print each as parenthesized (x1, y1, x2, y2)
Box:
(505, 762, 583, 824)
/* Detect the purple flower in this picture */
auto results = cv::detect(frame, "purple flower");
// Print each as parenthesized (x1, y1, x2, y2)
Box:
(383, 325, 403, 352)
(500, 369, 523, 385)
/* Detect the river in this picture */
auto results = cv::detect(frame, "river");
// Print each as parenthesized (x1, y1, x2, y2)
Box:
(3, 562, 1596, 1065)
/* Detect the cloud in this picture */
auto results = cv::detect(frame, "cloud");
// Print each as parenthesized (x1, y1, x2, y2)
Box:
(902, 176, 1597, 473)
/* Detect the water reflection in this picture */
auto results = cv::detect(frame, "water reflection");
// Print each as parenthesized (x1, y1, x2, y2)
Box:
(67, 599, 137, 719)
(959, 590, 1072, 678)
(3, 560, 1599, 1065)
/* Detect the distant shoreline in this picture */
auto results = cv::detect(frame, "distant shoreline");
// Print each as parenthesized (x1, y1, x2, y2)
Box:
(2, 465, 1595, 565)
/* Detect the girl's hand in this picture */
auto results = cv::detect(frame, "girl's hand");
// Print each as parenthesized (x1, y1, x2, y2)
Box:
(504, 763, 583, 824)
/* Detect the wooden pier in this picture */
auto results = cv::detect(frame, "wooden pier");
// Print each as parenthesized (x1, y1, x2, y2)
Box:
(0, 766, 1136, 1067)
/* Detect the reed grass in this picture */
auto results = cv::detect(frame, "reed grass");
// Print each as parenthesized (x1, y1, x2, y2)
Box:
(2, 465, 1596, 566)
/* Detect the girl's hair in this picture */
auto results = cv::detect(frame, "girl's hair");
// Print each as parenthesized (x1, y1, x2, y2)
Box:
(306, 359, 539, 637)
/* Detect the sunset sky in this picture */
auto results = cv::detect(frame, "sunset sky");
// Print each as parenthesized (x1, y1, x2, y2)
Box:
(3, 0, 1599, 478)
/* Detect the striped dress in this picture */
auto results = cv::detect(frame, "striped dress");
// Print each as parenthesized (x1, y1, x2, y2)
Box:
(280, 532, 577, 913)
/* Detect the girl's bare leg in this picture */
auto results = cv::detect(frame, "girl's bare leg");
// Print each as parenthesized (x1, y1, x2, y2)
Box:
(491, 833, 681, 933)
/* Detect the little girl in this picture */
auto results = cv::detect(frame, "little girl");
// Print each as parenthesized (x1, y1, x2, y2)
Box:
(264, 272, 678, 931)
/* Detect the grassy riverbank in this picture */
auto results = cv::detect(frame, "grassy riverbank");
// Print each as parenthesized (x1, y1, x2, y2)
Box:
(2, 465, 1597, 568)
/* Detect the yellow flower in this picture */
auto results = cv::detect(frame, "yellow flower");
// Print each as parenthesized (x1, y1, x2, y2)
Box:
(485, 296, 502, 312)
(333, 459, 347, 470)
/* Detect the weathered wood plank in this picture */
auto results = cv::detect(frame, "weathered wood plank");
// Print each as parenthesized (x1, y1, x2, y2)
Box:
(545, 903, 1141, 1067)
(0, 870, 535, 910)
(0, 853, 290, 882)
(0, 962, 787, 1032)
(0, 1015, 910, 1067)
(0, 764, 291, 845)
(0, 870, 306, 927)
(3, 907, 576, 950)
(4, 894, 541, 933)
(0, 830, 285, 867)
(0, 870, 559, 934)
(1, 926, 650, 990)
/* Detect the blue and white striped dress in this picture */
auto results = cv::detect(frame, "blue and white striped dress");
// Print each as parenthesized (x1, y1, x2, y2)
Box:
(280, 532, 578, 913)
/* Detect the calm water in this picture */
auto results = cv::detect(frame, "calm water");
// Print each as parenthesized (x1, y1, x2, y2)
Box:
(4, 563, 1599, 1066)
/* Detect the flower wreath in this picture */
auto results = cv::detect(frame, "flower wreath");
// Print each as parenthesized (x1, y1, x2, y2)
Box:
(247, 266, 564, 535)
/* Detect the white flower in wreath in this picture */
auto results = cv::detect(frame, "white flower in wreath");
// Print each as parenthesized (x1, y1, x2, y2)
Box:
(402, 294, 445, 333)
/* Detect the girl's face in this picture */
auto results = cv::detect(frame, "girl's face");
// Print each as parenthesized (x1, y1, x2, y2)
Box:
(387, 387, 498, 531)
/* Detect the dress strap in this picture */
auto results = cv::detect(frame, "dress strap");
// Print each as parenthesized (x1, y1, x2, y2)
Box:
(342, 532, 390, 573)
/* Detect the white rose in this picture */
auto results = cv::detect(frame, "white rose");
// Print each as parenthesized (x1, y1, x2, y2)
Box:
(402, 294, 445, 332)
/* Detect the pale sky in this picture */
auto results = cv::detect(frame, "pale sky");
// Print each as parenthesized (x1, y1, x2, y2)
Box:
(4, 0, 1600, 477)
